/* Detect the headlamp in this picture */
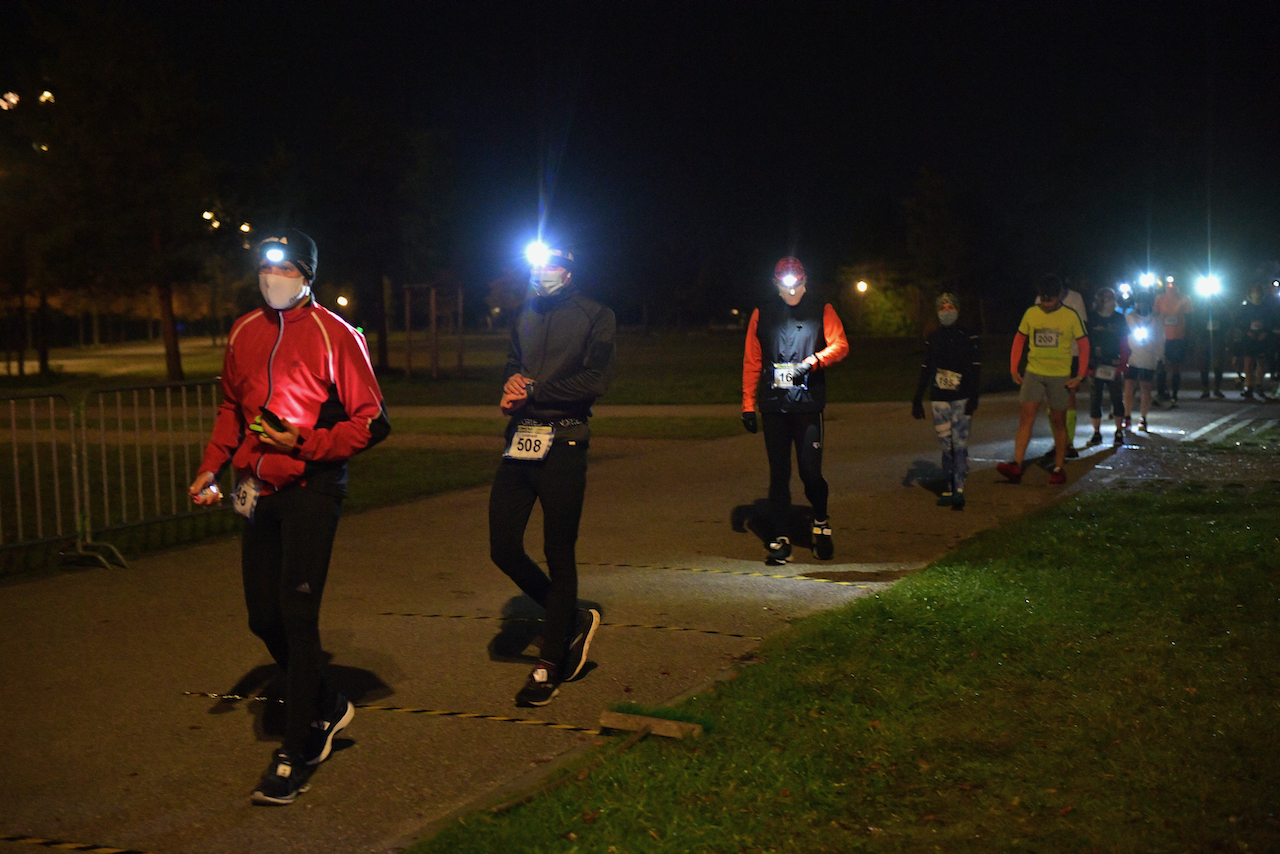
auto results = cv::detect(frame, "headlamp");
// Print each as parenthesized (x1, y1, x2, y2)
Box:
(781, 274, 797, 287)
(525, 241, 551, 268)
(265, 247, 285, 264)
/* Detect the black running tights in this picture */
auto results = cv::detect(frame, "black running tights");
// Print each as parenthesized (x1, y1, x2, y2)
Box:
(761, 411, 828, 539)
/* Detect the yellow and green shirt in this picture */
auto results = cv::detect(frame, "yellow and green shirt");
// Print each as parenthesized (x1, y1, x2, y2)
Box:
(1018, 304, 1086, 377)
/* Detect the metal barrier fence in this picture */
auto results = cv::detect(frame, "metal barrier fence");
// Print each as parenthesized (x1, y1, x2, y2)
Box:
(1, 379, 226, 570)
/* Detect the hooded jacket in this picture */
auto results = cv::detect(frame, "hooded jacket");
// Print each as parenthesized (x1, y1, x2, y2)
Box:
(199, 298, 390, 496)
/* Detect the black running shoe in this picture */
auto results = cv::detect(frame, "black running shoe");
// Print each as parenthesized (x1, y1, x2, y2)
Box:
(765, 536, 792, 566)
(950, 492, 966, 511)
(515, 660, 560, 707)
(561, 608, 601, 682)
(1087, 432, 1103, 446)
(811, 519, 834, 560)
(304, 693, 354, 766)
(1114, 429, 1124, 446)
(1064, 445, 1080, 459)
(251, 749, 312, 806)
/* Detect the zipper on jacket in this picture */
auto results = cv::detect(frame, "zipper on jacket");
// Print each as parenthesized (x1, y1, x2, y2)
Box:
(255, 310, 287, 480)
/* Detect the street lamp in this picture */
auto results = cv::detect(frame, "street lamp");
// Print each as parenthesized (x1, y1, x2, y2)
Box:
(856, 280, 868, 293)
(336, 296, 349, 307)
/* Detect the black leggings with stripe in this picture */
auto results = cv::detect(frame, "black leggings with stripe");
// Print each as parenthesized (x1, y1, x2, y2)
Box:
(761, 410, 828, 538)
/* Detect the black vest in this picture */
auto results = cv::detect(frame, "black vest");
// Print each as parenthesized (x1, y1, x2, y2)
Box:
(755, 293, 829, 413)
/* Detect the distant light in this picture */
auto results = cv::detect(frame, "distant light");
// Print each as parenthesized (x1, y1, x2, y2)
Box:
(1195, 275, 1221, 297)
(265, 247, 284, 263)
(1118, 283, 1132, 298)
(782, 274, 798, 287)
(0, 92, 18, 110)
(1134, 327, 1149, 342)
(202, 211, 214, 220)
(1166, 276, 1174, 284)
(34, 142, 48, 151)
(210, 219, 220, 229)
(38, 90, 53, 103)
(1139, 272, 1156, 288)
(525, 241, 551, 267)
(355, 326, 364, 334)
(856, 281, 868, 293)
(239, 222, 251, 233)
(731, 308, 740, 316)
(336, 296, 349, 307)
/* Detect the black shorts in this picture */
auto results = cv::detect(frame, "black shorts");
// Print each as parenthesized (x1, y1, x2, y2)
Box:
(1163, 339, 1187, 364)
(1128, 367, 1156, 382)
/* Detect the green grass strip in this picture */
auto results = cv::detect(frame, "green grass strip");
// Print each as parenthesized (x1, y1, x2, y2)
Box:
(413, 481, 1280, 853)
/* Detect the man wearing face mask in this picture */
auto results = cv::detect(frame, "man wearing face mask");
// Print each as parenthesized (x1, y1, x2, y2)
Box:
(188, 229, 390, 805)
(912, 294, 981, 510)
(490, 244, 615, 707)
(741, 256, 849, 565)
(1122, 288, 1164, 432)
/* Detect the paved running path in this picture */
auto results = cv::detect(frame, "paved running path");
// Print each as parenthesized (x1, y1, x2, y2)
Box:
(0, 392, 1250, 854)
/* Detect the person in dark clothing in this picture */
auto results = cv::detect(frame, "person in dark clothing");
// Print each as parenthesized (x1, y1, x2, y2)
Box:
(189, 229, 391, 806)
(1238, 283, 1272, 400)
(490, 243, 614, 707)
(912, 293, 981, 510)
(741, 256, 849, 565)
(1086, 287, 1129, 447)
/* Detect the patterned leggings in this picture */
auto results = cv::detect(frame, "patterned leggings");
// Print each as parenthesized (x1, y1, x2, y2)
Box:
(931, 400, 972, 492)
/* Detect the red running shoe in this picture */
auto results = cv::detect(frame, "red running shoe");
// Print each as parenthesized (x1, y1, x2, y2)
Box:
(996, 461, 1023, 483)
(1049, 466, 1067, 485)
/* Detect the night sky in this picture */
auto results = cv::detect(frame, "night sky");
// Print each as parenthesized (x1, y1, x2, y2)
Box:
(8, 1, 1280, 317)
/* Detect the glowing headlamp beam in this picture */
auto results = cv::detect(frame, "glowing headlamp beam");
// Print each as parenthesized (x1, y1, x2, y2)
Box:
(781, 274, 797, 287)
(265, 248, 285, 264)
(525, 241, 551, 268)
(1195, 275, 1221, 297)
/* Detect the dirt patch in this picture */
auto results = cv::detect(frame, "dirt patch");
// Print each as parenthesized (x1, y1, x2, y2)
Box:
(1082, 444, 1280, 492)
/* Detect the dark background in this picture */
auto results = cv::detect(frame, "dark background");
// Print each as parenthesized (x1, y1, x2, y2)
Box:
(4, 0, 1279, 332)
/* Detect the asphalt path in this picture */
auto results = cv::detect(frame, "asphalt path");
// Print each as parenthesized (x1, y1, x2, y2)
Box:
(0, 387, 1267, 854)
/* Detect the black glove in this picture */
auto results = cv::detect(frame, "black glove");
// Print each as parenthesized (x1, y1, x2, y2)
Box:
(911, 398, 925, 420)
(964, 398, 979, 416)
(792, 359, 813, 380)
(741, 411, 758, 434)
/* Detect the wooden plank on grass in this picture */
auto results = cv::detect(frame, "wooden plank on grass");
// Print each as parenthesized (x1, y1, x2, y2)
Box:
(599, 711, 703, 739)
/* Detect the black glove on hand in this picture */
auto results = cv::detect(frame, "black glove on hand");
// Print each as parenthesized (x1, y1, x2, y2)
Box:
(912, 398, 925, 420)
(741, 411, 758, 434)
(792, 359, 812, 380)
(964, 398, 979, 416)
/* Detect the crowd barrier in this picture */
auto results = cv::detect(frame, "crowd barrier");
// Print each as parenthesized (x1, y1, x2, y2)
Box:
(0, 379, 225, 570)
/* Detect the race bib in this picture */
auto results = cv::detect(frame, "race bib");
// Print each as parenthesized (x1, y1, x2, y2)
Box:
(504, 424, 554, 461)
(1033, 328, 1059, 348)
(1164, 314, 1181, 326)
(233, 476, 262, 520)
(772, 363, 807, 390)
(934, 369, 961, 391)
(1251, 320, 1264, 331)
(1094, 365, 1116, 381)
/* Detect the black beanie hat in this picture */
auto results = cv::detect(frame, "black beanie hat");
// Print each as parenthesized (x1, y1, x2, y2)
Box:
(258, 229, 318, 281)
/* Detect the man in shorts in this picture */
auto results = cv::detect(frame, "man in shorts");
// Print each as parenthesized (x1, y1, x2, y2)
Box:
(1153, 279, 1192, 406)
(997, 275, 1090, 486)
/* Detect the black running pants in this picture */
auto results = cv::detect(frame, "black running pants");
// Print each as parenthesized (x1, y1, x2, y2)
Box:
(241, 484, 342, 757)
(488, 441, 588, 667)
(761, 411, 828, 539)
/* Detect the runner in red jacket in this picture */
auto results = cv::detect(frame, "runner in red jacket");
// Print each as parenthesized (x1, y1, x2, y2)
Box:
(189, 229, 389, 806)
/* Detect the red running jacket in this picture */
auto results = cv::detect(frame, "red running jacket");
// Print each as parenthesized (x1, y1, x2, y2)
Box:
(199, 298, 388, 494)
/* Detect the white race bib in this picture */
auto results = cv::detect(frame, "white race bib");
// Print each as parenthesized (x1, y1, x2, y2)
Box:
(1033, 328, 1059, 348)
(934, 369, 961, 391)
(233, 476, 262, 519)
(1094, 365, 1116, 381)
(1164, 314, 1180, 326)
(772, 363, 807, 390)
(504, 424, 554, 461)
(1251, 319, 1264, 331)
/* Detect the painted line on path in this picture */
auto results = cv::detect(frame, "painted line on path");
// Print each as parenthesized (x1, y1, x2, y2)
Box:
(379, 612, 762, 640)
(1184, 407, 1258, 441)
(182, 692, 600, 735)
(0, 834, 156, 854)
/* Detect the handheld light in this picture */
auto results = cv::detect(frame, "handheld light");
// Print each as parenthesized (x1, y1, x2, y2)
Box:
(1134, 327, 1149, 342)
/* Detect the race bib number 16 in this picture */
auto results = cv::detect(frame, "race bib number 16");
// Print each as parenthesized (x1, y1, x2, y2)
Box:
(504, 425, 554, 461)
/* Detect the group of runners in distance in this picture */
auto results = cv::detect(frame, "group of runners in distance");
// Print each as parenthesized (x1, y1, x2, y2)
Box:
(185, 232, 1277, 806)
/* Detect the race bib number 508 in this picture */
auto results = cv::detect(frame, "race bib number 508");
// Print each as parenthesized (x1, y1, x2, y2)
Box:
(504, 425, 554, 461)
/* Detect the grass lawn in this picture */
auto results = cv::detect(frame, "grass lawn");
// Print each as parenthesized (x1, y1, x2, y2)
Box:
(411, 477, 1280, 853)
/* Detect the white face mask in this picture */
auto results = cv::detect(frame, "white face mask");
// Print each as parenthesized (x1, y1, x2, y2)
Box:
(937, 309, 958, 326)
(531, 268, 569, 298)
(259, 273, 309, 310)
